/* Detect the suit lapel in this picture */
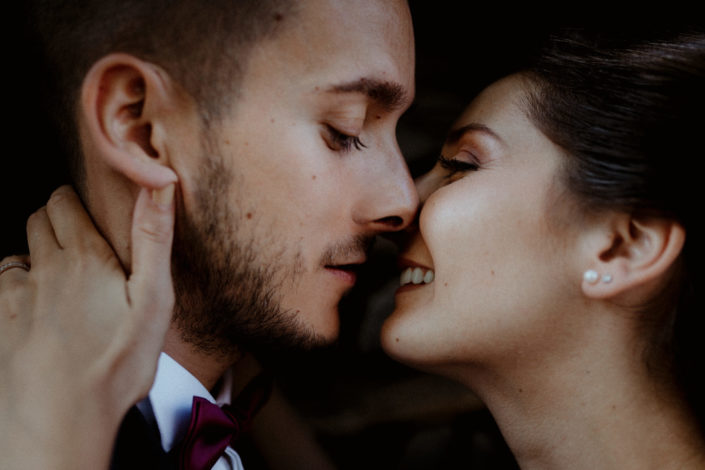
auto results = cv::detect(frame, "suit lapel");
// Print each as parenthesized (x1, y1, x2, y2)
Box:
(110, 405, 176, 470)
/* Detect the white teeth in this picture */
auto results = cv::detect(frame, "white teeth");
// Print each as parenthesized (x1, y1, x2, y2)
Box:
(411, 267, 424, 284)
(423, 270, 434, 284)
(400, 266, 435, 287)
(400, 268, 412, 286)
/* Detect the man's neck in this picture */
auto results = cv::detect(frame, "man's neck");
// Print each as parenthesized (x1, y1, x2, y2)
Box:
(162, 326, 242, 391)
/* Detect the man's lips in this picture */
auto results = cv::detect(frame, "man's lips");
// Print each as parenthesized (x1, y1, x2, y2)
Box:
(325, 261, 365, 285)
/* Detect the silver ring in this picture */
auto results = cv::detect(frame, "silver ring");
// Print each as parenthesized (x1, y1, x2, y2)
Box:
(0, 262, 30, 276)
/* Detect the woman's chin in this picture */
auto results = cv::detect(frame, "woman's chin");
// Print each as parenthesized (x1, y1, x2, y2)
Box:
(380, 309, 438, 368)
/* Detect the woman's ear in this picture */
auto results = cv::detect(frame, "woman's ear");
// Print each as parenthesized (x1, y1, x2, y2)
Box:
(580, 213, 685, 300)
(80, 53, 178, 189)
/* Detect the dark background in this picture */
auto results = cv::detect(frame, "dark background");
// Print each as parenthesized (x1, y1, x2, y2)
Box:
(6, 3, 698, 469)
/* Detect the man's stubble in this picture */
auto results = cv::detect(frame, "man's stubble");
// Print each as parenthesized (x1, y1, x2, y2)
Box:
(170, 133, 327, 359)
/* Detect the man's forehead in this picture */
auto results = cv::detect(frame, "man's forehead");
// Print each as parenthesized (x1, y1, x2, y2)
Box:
(286, 0, 413, 59)
(238, 0, 415, 110)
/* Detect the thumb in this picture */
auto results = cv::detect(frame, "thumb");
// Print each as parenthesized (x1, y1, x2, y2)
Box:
(127, 184, 176, 320)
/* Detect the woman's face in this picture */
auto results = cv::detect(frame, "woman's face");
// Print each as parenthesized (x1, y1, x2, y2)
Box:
(382, 74, 582, 370)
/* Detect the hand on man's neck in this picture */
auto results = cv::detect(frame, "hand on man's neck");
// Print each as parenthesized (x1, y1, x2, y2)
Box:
(162, 325, 243, 392)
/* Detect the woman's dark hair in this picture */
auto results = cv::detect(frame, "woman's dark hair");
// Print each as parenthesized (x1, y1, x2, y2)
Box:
(524, 29, 705, 431)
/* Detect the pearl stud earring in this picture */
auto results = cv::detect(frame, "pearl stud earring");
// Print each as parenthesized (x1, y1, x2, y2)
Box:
(601, 274, 613, 284)
(583, 270, 599, 284)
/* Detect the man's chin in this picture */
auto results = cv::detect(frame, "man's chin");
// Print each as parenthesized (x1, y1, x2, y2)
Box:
(240, 306, 340, 355)
(290, 306, 342, 345)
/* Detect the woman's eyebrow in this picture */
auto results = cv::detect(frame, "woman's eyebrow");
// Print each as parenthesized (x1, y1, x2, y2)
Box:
(445, 123, 504, 146)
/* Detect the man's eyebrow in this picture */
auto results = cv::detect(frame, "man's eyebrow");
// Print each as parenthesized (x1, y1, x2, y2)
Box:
(445, 123, 504, 146)
(326, 78, 409, 111)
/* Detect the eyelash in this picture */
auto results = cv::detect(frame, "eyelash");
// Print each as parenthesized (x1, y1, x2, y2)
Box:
(325, 125, 367, 152)
(437, 154, 479, 178)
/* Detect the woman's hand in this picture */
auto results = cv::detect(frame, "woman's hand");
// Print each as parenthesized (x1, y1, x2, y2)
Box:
(0, 184, 175, 469)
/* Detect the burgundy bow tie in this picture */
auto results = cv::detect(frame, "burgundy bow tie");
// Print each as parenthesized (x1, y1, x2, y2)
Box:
(172, 373, 273, 470)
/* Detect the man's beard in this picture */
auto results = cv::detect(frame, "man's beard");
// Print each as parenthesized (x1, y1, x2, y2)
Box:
(170, 142, 329, 360)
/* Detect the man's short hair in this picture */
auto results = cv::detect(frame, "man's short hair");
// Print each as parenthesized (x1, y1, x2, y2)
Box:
(29, 0, 295, 189)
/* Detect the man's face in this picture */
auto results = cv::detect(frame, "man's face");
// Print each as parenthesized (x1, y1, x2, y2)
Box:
(169, 0, 418, 355)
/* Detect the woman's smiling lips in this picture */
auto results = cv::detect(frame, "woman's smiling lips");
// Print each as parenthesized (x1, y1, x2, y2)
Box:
(397, 258, 435, 292)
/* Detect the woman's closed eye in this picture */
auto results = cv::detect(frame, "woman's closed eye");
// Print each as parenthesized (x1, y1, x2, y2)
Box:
(324, 125, 367, 152)
(438, 154, 479, 180)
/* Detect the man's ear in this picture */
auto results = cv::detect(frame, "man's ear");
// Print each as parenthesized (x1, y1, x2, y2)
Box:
(580, 213, 685, 300)
(80, 53, 178, 189)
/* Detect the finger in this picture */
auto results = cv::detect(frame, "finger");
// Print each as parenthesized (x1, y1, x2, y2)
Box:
(0, 278, 32, 358)
(26, 206, 60, 263)
(118, 156, 179, 190)
(45, 185, 112, 254)
(127, 184, 176, 319)
(0, 255, 31, 287)
(0, 255, 30, 340)
(0, 254, 31, 269)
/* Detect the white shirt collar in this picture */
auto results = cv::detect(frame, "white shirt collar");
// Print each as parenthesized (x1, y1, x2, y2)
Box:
(139, 352, 233, 452)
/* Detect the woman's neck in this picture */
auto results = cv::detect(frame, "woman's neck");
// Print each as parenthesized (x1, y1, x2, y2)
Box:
(455, 330, 705, 470)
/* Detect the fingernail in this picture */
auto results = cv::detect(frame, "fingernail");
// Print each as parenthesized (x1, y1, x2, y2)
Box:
(152, 183, 175, 208)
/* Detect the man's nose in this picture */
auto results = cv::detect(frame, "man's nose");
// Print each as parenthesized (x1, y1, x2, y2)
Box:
(381, 168, 437, 248)
(352, 155, 418, 233)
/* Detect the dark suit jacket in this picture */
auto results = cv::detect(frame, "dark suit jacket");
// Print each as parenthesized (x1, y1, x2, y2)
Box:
(110, 405, 176, 470)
